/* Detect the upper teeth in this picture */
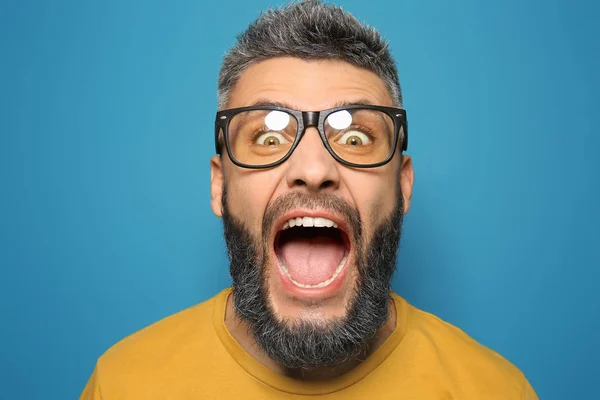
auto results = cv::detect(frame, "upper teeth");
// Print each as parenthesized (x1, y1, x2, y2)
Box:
(282, 216, 338, 230)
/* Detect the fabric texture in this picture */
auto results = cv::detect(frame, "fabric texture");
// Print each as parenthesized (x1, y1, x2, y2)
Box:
(80, 288, 537, 399)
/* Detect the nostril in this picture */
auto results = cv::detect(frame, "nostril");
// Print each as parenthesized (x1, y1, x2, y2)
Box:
(319, 180, 335, 190)
(293, 179, 307, 187)
(292, 179, 335, 190)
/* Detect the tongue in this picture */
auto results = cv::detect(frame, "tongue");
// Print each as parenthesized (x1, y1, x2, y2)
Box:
(279, 235, 345, 285)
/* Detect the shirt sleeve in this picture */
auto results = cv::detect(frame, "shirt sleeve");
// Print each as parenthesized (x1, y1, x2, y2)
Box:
(79, 366, 103, 400)
(521, 376, 539, 400)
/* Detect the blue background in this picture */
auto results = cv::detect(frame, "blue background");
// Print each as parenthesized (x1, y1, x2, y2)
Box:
(1, 0, 598, 398)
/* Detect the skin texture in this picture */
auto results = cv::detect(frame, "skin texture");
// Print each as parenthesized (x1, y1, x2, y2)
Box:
(210, 57, 414, 378)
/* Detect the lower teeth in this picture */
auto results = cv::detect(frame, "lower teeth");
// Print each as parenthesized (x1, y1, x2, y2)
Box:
(281, 255, 348, 289)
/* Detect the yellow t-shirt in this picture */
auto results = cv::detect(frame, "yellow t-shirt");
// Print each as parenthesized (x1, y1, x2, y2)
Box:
(80, 288, 537, 399)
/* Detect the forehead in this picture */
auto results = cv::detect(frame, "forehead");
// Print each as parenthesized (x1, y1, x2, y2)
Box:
(227, 57, 395, 110)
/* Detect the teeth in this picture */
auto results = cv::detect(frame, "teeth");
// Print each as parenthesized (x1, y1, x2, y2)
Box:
(280, 255, 348, 289)
(302, 217, 314, 227)
(281, 216, 338, 230)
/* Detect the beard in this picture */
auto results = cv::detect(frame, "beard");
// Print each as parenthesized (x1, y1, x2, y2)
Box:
(221, 186, 404, 370)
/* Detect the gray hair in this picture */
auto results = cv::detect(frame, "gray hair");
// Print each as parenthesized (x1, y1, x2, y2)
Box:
(217, 0, 403, 110)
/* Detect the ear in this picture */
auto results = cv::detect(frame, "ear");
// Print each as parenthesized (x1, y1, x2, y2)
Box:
(210, 156, 224, 217)
(399, 155, 414, 214)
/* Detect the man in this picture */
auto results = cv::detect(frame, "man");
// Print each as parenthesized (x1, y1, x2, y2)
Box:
(81, 1, 537, 398)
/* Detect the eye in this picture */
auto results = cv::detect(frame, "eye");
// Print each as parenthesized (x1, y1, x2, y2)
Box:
(255, 132, 290, 146)
(336, 130, 371, 146)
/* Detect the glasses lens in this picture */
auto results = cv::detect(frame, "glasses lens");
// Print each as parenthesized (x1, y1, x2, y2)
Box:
(228, 109, 298, 166)
(325, 109, 395, 165)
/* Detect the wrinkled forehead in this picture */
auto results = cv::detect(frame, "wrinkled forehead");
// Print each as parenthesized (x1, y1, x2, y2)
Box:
(227, 57, 395, 111)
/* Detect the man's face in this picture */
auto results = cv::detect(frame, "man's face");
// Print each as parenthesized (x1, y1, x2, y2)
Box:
(211, 57, 413, 345)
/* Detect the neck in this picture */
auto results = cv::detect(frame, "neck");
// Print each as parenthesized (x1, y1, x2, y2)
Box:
(224, 293, 397, 381)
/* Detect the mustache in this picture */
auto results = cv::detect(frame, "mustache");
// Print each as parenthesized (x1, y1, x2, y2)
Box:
(261, 192, 363, 244)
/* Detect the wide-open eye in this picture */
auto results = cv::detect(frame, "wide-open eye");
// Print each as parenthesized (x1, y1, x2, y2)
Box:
(336, 130, 371, 146)
(325, 107, 393, 165)
(255, 132, 290, 146)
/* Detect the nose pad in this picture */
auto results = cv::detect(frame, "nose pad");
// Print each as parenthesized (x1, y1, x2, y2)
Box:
(296, 126, 328, 152)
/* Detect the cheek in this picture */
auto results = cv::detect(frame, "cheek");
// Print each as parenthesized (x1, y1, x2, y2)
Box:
(344, 172, 398, 237)
(226, 172, 281, 231)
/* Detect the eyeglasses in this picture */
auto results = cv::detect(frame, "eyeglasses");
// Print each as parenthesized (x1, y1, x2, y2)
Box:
(214, 104, 408, 169)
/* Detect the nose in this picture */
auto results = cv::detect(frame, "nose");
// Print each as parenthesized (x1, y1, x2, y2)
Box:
(284, 127, 341, 193)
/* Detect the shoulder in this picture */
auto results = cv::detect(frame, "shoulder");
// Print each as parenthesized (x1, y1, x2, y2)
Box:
(393, 294, 535, 398)
(95, 289, 226, 380)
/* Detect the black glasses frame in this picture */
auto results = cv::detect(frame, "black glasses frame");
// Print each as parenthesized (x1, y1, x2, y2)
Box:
(214, 104, 408, 169)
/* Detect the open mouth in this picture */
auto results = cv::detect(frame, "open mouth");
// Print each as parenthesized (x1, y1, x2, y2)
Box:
(274, 216, 350, 289)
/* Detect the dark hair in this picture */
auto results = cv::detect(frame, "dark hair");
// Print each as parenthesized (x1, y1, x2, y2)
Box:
(217, 0, 402, 109)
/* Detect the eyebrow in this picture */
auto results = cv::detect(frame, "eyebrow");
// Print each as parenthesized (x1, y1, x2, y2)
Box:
(247, 98, 381, 111)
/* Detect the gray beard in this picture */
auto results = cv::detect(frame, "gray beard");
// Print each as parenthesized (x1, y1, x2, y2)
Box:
(221, 188, 403, 369)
